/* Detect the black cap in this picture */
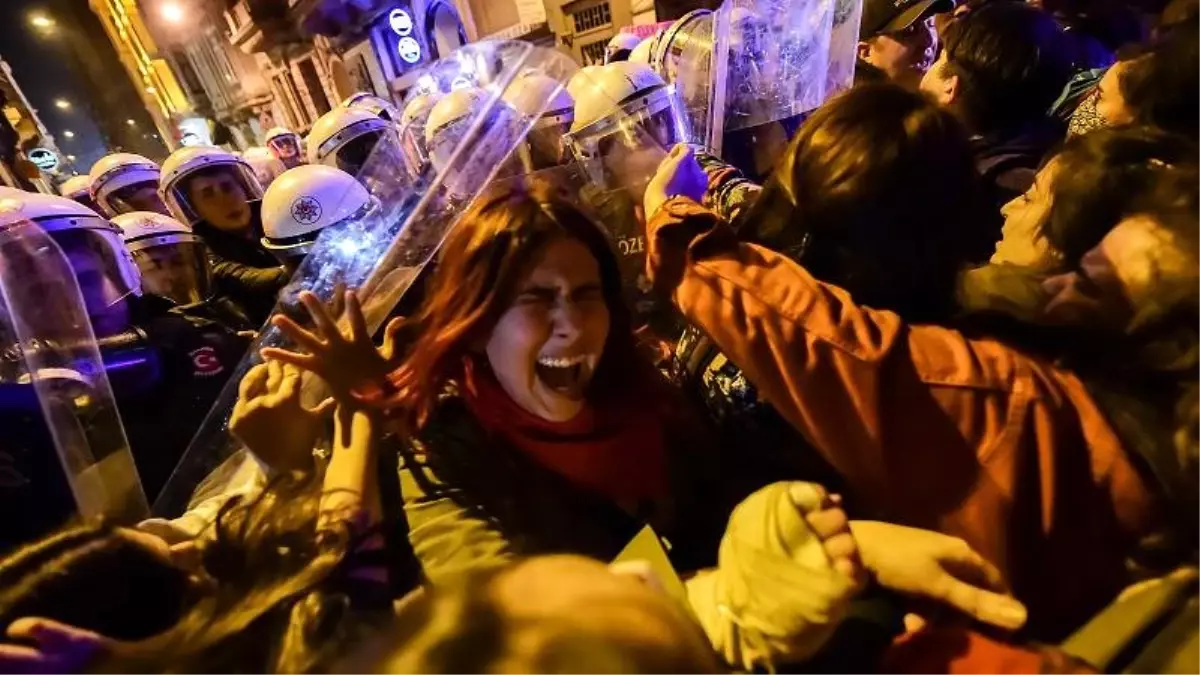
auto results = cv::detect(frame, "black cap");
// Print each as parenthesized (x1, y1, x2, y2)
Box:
(860, 0, 955, 38)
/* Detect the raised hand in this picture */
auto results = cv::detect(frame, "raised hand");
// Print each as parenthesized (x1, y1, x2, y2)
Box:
(850, 521, 1028, 630)
(260, 289, 404, 400)
(0, 618, 114, 674)
(229, 359, 335, 471)
(644, 143, 707, 219)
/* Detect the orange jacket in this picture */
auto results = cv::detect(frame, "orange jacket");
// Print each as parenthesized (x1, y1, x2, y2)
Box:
(646, 197, 1162, 639)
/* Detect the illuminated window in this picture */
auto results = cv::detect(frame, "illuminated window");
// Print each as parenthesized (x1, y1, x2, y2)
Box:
(580, 39, 607, 65)
(570, 2, 612, 33)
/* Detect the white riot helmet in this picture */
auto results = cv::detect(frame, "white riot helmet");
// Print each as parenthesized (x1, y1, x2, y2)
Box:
(627, 30, 661, 66)
(307, 107, 393, 177)
(566, 65, 603, 100)
(88, 153, 165, 218)
(265, 126, 305, 169)
(260, 164, 372, 267)
(112, 211, 212, 306)
(501, 72, 575, 171)
(58, 174, 100, 213)
(423, 87, 492, 174)
(397, 92, 442, 177)
(424, 87, 523, 194)
(605, 32, 644, 64)
(0, 192, 142, 306)
(651, 9, 713, 84)
(241, 146, 285, 189)
(159, 146, 264, 229)
(565, 62, 688, 185)
(59, 175, 92, 200)
(341, 92, 401, 122)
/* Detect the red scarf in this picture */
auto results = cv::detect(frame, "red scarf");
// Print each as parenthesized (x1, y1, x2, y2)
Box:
(460, 356, 670, 503)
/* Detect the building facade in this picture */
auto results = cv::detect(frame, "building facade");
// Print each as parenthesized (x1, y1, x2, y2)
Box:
(544, 0, 657, 65)
(293, 0, 475, 105)
(224, 0, 345, 134)
(141, 0, 275, 150)
(88, 0, 194, 149)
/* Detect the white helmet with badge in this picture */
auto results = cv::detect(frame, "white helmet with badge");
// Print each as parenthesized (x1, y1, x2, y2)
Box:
(605, 32, 644, 64)
(88, 153, 165, 218)
(260, 164, 372, 267)
(0, 191, 142, 306)
(264, 126, 305, 169)
(341, 92, 401, 122)
(159, 146, 264, 228)
(307, 107, 393, 177)
(112, 211, 212, 305)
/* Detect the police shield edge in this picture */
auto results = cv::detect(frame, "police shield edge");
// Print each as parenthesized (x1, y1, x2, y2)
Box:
(153, 40, 585, 517)
(0, 215, 149, 546)
(671, 0, 863, 180)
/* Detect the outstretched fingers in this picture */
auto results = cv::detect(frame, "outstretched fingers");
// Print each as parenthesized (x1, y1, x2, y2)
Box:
(270, 313, 326, 355)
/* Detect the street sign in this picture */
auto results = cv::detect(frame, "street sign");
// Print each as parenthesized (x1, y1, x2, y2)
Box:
(389, 8, 414, 36)
(27, 148, 59, 172)
(397, 36, 422, 64)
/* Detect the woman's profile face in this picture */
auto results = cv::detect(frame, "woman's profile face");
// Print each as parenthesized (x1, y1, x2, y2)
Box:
(994, 159, 1059, 268)
(485, 236, 610, 422)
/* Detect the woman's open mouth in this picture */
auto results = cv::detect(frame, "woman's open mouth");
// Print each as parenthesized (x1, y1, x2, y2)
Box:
(535, 353, 592, 398)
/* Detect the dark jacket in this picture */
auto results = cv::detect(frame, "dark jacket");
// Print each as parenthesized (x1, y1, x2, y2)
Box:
(119, 312, 250, 501)
(971, 119, 1064, 213)
(396, 386, 755, 584)
(193, 205, 288, 325)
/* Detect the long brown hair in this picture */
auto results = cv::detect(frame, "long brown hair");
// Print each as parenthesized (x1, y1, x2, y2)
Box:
(383, 179, 645, 432)
(739, 83, 994, 323)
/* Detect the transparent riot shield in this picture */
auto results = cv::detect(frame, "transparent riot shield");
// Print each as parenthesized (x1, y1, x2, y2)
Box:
(0, 216, 148, 548)
(154, 40, 584, 518)
(671, 0, 860, 181)
(563, 65, 691, 349)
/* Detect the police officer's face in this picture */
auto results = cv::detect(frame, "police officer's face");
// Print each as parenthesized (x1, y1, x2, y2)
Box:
(186, 171, 252, 233)
(65, 249, 131, 337)
(114, 183, 169, 216)
(135, 244, 207, 305)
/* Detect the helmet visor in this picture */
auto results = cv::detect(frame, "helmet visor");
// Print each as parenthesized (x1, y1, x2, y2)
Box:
(567, 98, 686, 193)
(268, 135, 302, 160)
(166, 162, 264, 228)
(109, 180, 168, 216)
(132, 241, 211, 306)
(519, 119, 573, 172)
(47, 227, 139, 312)
(334, 130, 384, 177)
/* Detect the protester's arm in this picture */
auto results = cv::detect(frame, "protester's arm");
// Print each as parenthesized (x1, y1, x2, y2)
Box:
(398, 440, 516, 585)
(646, 196, 917, 495)
(695, 151, 762, 223)
(643, 183, 1038, 512)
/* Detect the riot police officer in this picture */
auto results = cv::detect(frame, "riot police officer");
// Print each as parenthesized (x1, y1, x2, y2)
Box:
(159, 145, 288, 324)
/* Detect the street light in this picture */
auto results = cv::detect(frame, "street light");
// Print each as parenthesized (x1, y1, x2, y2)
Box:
(62, 130, 74, 139)
(54, 98, 70, 110)
(29, 13, 55, 30)
(160, 2, 185, 24)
